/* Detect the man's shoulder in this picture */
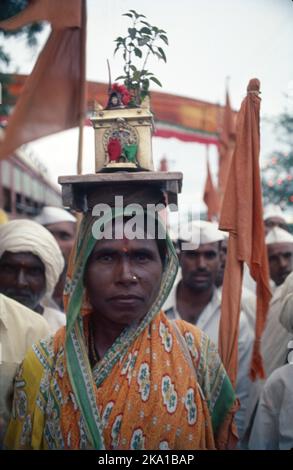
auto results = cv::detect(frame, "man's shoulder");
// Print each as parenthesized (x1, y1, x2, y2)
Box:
(0, 294, 50, 333)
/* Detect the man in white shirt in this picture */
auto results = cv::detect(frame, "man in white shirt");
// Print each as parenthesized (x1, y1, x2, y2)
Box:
(243, 227, 293, 447)
(162, 220, 253, 439)
(0, 220, 65, 334)
(0, 293, 50, 446)
(249, 363, 293, 450)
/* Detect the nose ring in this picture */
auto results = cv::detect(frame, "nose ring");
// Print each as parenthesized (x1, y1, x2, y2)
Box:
(132, 275, 137, 280)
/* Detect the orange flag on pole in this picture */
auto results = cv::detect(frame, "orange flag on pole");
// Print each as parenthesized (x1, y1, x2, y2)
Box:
(219, 79, 272, 385)
(203, 146, 220, 221)
(218, 88, 235, 202)
(0, 0, 86, 168)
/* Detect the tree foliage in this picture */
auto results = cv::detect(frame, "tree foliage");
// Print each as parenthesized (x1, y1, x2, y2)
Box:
(262, 108, 293, 210)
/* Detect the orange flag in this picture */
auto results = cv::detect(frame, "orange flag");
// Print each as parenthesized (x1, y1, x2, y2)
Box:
(0, 0, 86, 162)
(0, 0, 82, 31)
(218, 88, 235, 202)
(203, 146, 219, 221)
(219, 79, 272, 385)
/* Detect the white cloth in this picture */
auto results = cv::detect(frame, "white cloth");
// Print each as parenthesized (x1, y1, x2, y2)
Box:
(42, 306, 66, 334)
(279, 272, 293, 334)
(265, 226, 293, 244)
(242, 284, 293, 447)
(35, 206, 76, 225)
(249, 364, 293, 450)
(179, 220, 225, 250)
(0, 219, 64, 296)
(0, 294, 50, 446)
(162, 281, 254, 439)
(261, 285, 293, 377)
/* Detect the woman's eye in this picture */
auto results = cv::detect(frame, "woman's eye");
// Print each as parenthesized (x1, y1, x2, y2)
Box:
(98, 254, 113, 262)
(134, 252, 150, 262)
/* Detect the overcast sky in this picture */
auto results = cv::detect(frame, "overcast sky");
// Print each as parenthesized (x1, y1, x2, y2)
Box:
(2, 0, 293, 213)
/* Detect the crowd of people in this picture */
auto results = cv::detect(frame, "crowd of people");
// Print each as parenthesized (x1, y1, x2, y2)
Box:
(0, 203, 292, 450)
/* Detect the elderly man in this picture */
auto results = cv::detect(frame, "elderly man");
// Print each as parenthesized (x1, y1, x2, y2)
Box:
(0, 293, 49, 447)
(0, 220, 65, 333)
(35, 206, 77, 310)
(163, 220, 253, 440)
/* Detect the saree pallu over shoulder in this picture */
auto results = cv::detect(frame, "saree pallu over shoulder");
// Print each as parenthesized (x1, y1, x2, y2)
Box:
(5, 313, 235, 450)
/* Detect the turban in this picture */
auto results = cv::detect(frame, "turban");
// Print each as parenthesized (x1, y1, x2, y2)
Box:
(0, 219, 64, 295)
(265, 226, 293, 245)
(35, 206, 76, 225)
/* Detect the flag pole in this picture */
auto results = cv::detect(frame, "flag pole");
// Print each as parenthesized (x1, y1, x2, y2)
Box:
(77, 0, 87, 175)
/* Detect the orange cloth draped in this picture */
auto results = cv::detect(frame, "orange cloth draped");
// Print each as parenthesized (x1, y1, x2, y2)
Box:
(219, 78, 272, 384)
(218, 90, 235, 203)
(0, 0, 86, 161)
(203, 151, 220, 221)
(55, 314, 216, 450)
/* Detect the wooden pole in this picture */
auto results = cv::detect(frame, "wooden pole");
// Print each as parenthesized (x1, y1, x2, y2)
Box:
(77, 0, 87, 175)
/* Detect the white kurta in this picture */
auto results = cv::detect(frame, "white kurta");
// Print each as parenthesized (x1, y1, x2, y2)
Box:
(0, 294, 50, 446)
(162, 280, 253, 439)
(243, 285, 293, 443)
(249, 364, 293, 450)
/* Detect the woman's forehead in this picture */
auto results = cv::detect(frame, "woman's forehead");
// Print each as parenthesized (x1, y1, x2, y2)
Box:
(92, 236, 159, 253)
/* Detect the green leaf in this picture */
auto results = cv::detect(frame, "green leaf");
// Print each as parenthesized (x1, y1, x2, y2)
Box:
(158, 47, 167, 62)
(123, 13, 133, 18)
(114, 36, 123, 43)
(115, 75, 127, 81)
(140, 20, 151, 27)
(129, 10, 139, 18)
(134, 47, 142, 58)
(140, 27, 152, 35)
(128, 28, 137, 39)
(149, 76, 162, 87)
(114, 44, 121, 55)
(138, 37, 150, 46)
(129, 65, 137, 72)
(159, 34, 169, 45)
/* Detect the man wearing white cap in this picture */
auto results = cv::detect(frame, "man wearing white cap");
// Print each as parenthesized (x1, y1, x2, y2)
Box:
(263, 204, 288, 235)
(35, 206, 77, 262)
(266, 226, 293, 288)
(163, 220, 253, 440)
(0, 219, 65, 334)
(35, 206, 77, 310)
